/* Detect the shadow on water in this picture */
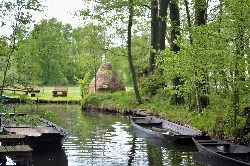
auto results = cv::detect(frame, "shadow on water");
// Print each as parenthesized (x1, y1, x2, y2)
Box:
(0, 147, 67, 166)
(193, 152, 239, 166)
(32, 146, 68, 166)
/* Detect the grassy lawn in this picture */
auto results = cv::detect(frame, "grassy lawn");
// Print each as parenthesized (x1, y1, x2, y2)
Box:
(3, 85, 82, 101)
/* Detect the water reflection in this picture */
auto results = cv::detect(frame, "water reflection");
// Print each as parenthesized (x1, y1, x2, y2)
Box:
(32, 147, 68, 166)
(3, 104, 224, 165)
(63, 111, 136, 165)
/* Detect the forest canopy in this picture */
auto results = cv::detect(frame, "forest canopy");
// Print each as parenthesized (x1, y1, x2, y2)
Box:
(1, 0, 250, 129)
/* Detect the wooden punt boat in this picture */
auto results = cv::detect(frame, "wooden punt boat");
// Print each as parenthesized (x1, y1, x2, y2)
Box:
(192, 136, 250, 166)
(131, 116, 202, 143)
(131, 125, 198, 151)
(1, 113, 68, 149)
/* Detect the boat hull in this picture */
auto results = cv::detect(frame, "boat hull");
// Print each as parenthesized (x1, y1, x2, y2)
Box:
(131, 116, 201, 143)
(192, 136, 250, 166)
(132, 125, 198, 151)
(1, 114, 68, 149)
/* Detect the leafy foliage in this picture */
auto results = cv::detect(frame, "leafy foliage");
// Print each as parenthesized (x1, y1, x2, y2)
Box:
(1, 0, 250, 138)
(27, 18, 70, 85)
(5, 114, 41, 127)
(75, 71, 91, 99)
(44, 110, 58, 123)
(82, 91, 137, 109)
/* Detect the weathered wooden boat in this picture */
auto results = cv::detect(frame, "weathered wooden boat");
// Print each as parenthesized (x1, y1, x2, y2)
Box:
(132, 125, 198, 151)
(192, 136, 250, 166)
(1, 113, 68, 149)
(131, 116, 202, 143)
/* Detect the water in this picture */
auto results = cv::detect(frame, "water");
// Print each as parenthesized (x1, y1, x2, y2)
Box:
(2, 104, 226, 166)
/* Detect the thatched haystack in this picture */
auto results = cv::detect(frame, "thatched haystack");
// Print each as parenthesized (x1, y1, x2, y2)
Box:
(88, 62, 126, 93)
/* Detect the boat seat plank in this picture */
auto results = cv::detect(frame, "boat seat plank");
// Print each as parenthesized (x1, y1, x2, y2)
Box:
(196, 140, 217, 143)
(13, 145, 24, 151)
(217, 152, 250, 157)
(200, 143, 230, 146)
(8, 133, 26, 139)
(5, 146, 16, 152)
(0, 145, 32, 156)
(0, 134, 25, 140)
(151, 127, 166, 131)
(136, 122, 162, 126)
(0, 146, 6, 153)
(21, 145, 32, 151)
(3, 124, 51, 128)
(36, 127, 61, 133)
(138, 121, 161, 124)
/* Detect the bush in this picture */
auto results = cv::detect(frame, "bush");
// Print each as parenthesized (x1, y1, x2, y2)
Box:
(82, 91, 137, 109)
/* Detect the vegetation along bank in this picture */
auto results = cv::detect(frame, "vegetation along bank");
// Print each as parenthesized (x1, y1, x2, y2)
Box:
(81, 90, 250, 147)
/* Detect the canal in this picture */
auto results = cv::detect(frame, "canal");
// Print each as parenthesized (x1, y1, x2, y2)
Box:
(4, 104, 225, 166)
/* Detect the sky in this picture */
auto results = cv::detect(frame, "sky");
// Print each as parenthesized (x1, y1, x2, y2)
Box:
(33, 0, 85, 26)
(0, 0, 85, 36)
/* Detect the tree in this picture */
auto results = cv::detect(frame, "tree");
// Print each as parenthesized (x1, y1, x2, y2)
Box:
(148, 0, 158, 76)
(158, 0, 169, 51)
(194, 0, 209, 109)
(79, 0, 147, 103)
(28, 18, 69, 85)
(226, 0, 249, 128)
(61, 23, 75, 84)
(71, 24, 107, 93)
(182, 0, 207, 112)
(170, 0, 184, 105)
(157, 0, 250, 130)
(0, 0, 43, 101)
(128, 0, 142, 103)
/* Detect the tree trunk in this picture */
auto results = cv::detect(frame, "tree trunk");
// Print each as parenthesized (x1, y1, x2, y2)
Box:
(128, 0, 142, 104)
(170, 1, 184, 105)
(195, 0, 209, 108)
(148, 0, 158, 75)
(233, 16, 245, 128)
(0, 25, 17, 102)
(147, 0, 159, 97)
(158, 0, 169, 50)
(184, 0, 203, 112)
(194, 0, 206, 25)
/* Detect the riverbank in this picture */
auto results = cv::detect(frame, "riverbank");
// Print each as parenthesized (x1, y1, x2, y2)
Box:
(2, 87, 250, 147)
(80, 91, 250, 147)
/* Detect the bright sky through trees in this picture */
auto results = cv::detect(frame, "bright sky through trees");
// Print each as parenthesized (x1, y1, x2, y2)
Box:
(33, 0, 84, 25)
(0, 0, 84, 36)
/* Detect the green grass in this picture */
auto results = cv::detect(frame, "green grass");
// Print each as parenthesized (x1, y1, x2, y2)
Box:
(3, 85, 82, 101)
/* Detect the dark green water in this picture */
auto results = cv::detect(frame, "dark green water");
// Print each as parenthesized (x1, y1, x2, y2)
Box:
(3, 104, 226, 166)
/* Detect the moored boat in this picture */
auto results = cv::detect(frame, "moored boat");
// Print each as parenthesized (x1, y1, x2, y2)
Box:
(132, 125, 198, 151)
(192, 136, 250, 166)
(131, 116, 202, 143)
(1, 113, 68, 149)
